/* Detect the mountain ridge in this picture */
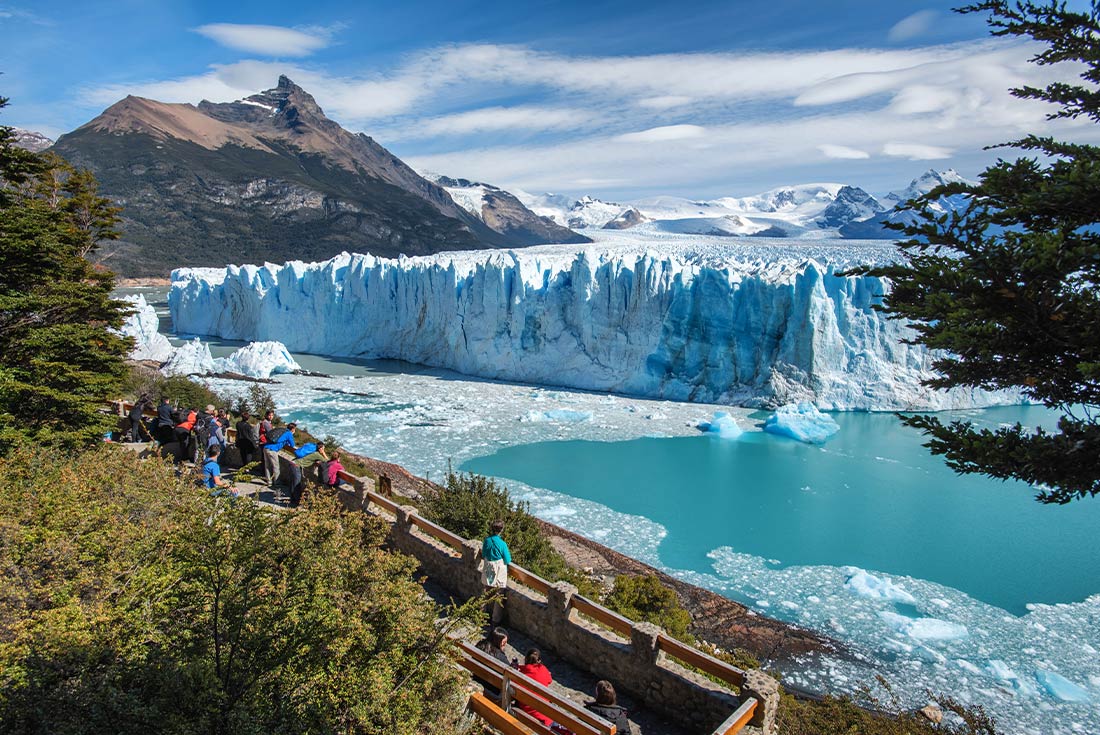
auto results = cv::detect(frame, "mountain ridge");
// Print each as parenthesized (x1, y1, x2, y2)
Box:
(49, 77, 586, 276)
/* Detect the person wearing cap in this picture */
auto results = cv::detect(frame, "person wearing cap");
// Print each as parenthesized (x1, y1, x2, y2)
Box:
(261, 421, 298, 490)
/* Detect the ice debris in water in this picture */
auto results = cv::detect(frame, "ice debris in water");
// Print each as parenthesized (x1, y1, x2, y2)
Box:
(845, 568, 917, 604)
(879, 611, 968, 641)
(215, 341, 301, 379)
(522, 409, 593, 423)
(763, 402, 840, 444)
(987, 659, 1040, 697)
(1035, 671, 1091, 703)
(698, 410, 743, 438)
(160, 338, 216, 376)
(117, 294, 174, 362)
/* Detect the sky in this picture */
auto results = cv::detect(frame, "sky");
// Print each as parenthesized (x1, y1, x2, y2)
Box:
(1, 0, 1097, 200)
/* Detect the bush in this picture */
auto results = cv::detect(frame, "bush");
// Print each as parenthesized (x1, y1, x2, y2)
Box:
(123, 364, 227, 411)
(0, 445, 474, 734)
(604, 574, 693, 640)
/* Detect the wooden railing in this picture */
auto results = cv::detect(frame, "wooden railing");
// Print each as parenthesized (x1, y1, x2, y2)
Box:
(107, 399, 766, 735)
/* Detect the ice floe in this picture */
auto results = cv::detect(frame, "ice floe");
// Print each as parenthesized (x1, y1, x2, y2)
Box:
(763, 402, 840, 444)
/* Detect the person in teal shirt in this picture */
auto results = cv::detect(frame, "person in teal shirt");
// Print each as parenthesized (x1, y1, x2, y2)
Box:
(481, 519, 511, 625)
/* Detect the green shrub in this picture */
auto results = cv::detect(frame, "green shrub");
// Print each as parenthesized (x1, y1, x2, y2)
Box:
(0, 445, 474, 734)
(604, 574, 693, 640)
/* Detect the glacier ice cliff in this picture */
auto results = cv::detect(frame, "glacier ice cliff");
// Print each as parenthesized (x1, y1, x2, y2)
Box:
(118, 294, 174, 362)
(168, 242, 1021, 411)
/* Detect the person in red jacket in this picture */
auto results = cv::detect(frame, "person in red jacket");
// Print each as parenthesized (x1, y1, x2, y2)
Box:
(517, 649, 555, 728)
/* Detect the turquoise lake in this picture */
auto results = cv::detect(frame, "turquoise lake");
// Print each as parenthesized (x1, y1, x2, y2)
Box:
(463, 405, 1100, 616)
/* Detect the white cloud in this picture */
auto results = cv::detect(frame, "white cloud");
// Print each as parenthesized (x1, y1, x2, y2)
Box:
(193, 23, 335, 57)
(74, 36, 1095, 196)
(889, 10, 938, 43)
(883, 142, 954, 160)
(615, 124, 705, 143)
(819, 144, 870, 159)
(403, 106, 593, 138)
(637, 95, 694, 109)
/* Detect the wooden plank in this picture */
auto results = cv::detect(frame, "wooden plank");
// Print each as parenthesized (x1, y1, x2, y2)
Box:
(365, 489, 400, 515)
(509, 565, 552, 595)
(509, 684, 609, 735)
(713, 698, 757, 735)
(657, 634, 745, 688)
(570, 595, 634, 638)
(468, 692, 536, 735)
(411, 515, 465, 550)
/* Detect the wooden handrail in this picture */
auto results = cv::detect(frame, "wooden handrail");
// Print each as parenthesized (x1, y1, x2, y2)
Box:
(508, 565, 552, 596)
(712, 697, 757, 735)
(570, 594, 634, 638)
(657, 634, 746, 688)
(410, 514, 465, 551)
(364, 488, 400, 515)
(468, 691, 537, 735)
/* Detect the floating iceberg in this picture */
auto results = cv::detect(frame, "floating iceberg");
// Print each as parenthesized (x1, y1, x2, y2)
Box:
(169, 240, 1025, 411)
(699, 411, 743, 438)
(879, 611, 968, 641)
(1035, 671, 1091, 703)
(844, 568, 917, 604)
(215, 341, 301, 379)
(986, 659, 1040, 697)
(763, 402, 840, 444)
(161, 338, 216, 376)
(522, 409, 592, 423)
(117, 294, 174, 362)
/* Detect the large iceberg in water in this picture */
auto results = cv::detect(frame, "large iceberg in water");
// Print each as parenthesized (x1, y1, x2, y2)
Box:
(214, 341, 301, 379)
(168, 239, 1023, 411)
(117, 294, 174, 362)
(763, 402, 841, 444)
(161, 338, 216, 376)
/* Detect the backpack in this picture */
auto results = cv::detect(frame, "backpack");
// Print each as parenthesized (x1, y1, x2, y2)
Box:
(294, 442, 318, 458)
(194, 415, 212, 450)
(319, 460, 334, 486)
(258, 421, 268, 445)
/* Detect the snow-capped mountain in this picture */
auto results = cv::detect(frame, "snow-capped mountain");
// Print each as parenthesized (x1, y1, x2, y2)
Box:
(884, 168, 969, 206)
(816, 186, 885, 228)
(420, 173, 589, 245)
(11, 127, 53, 152)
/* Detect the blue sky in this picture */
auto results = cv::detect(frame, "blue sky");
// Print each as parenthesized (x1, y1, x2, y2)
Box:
(1, 1, 1096, 199)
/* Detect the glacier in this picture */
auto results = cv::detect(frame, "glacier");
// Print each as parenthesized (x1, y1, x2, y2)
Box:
(117, 294, 174, 362)
(169, 235, 1021, 411)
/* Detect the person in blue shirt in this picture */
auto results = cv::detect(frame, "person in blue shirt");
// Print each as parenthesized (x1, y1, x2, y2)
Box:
(203, 445, 232, 495)
(261, 421, 297, 491)
(481, 519, 511, 625)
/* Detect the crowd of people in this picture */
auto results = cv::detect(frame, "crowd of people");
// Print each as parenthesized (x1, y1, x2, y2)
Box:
(123, 396, 346, 507)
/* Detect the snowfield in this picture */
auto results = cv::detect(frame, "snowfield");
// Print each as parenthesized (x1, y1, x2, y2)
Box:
(170, 230, 1020, 411)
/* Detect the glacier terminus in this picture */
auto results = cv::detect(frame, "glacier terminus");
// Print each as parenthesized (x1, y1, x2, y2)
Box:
(169, 231, 1021, 412)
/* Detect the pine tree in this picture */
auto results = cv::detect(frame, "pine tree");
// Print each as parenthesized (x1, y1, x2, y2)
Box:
(853, 2, 1100, 503)
(0, 97, 131, 453)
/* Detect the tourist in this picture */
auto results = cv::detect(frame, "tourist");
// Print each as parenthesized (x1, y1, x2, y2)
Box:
(202, 445, 232, 494)
(324, 450, 346, 488)
(481, 519, 512, 625)
(258, 410, 275, 481)
(517, 649, 555, 728)
(128, 395, 151, 442)
(476, 626, 512, 666)
(205, 407, 227, 460)
(155, 396, 174, 443)
(584, 681, 634, 735)
(235, 410, 259, 470)
(173, 407, 197, 454)
(262, 421, 297, 491)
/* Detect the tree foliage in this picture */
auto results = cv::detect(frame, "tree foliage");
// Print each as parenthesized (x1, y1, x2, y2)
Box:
(852, 1, 1100, 503)
(604, 574, 692, 640)
(0, 96, 131, 454)
(0, 446, 474, 734)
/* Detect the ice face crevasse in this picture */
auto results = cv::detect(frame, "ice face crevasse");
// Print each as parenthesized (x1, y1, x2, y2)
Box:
(168, 249, 1020, 411)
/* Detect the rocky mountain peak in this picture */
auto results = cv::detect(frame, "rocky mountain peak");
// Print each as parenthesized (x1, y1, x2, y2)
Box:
(11, 127, 54, 152)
